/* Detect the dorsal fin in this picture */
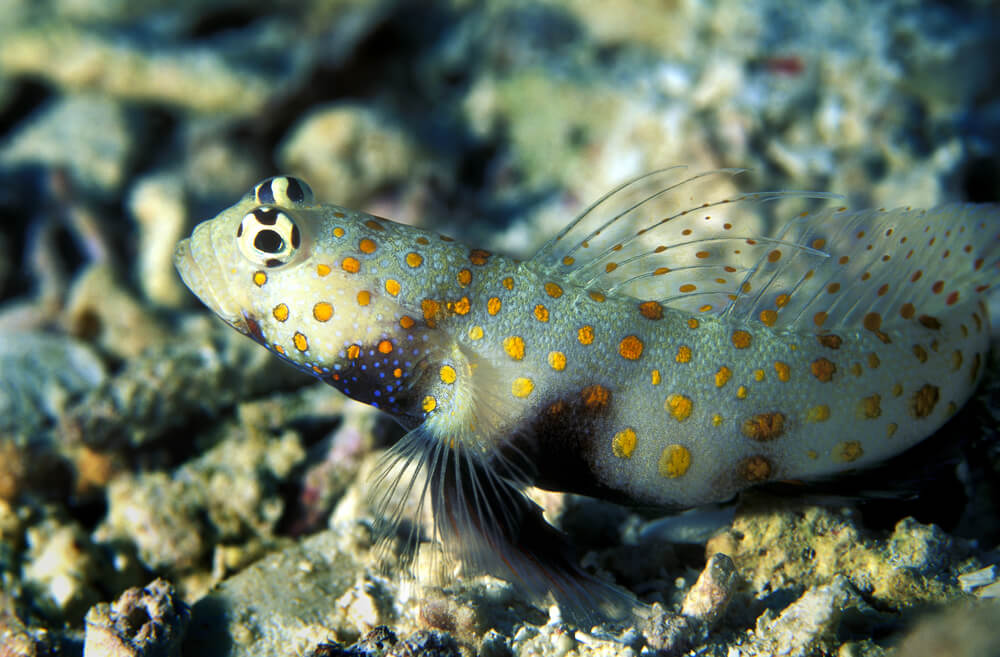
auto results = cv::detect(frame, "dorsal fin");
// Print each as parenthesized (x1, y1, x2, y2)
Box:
(529, 167, 836, 315)
(529, 168, 1000, 329)
(727, 203, 1000, 331)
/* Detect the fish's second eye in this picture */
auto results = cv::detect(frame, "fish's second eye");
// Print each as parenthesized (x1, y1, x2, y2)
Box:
(237, 206, 302, 267)
(254, 175, 315, 206)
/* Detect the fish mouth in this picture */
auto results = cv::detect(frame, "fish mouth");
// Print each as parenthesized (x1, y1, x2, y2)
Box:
(174, 226, 246, 331)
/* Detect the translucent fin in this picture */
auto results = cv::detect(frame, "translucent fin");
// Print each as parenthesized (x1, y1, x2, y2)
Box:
(529, 167, 837, 314)
(368, 354, 636, 621)
(728, 204, 1000, 331)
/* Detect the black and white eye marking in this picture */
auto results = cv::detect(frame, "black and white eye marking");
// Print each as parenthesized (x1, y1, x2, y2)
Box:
(237, 206, 301, 267)
(254, 176, 314, 206)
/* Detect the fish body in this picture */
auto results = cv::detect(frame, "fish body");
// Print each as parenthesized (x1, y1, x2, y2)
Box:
(175, 170, 999, 614)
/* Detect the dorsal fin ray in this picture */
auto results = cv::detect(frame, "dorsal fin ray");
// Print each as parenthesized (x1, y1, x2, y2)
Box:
(529, 167, 837, 315)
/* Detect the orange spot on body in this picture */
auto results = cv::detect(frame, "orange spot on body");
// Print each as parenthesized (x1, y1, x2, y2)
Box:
(740, 456, 772, 482)
(578, 325, 595, 345)
(341, 257, 360, 273)
(534, 304, 549, 322)
(911, 384, 939, 418)
(293, 332, 308, 352)
(658, 444, 691, 477)
(313, 302, 333, 322)
(619, 335, 644, 360)
(357, 290, 371, 306)
(806, 405, 830, 422)
(665, 394, 693, 421)
(834, 441, 864, 463)
(582, 384, 610, 409)
(469, 249, 491, 265)
(405, 252, 423, 268)
(503, 336, 525, 360)
(253, 271, 268, 286)
(422, 299, 441, 325)
(359, 238, 377, 254)
(378, 340, 393, 354)
(817, 334, 841, 350)
(612, 428, 637, 459)
(731, 330, 752, 349)
(860, 394, 881, 418)
(272, 303, 289, 322)
(639, 301, 663, 320)
(811, 358, 836, 382)
(487, 297, 501, 315)
(741, 412, 785, 441)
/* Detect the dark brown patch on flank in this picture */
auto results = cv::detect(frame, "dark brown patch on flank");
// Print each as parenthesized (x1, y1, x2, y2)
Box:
(505, 387, 626, 502)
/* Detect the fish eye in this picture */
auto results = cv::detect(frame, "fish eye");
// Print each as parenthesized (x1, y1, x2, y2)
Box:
(253, 175, 314, 206)
(236, 206, 302, 267)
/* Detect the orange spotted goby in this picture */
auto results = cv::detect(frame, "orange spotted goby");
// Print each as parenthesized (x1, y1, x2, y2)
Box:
(174, 168, 1000, 616)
